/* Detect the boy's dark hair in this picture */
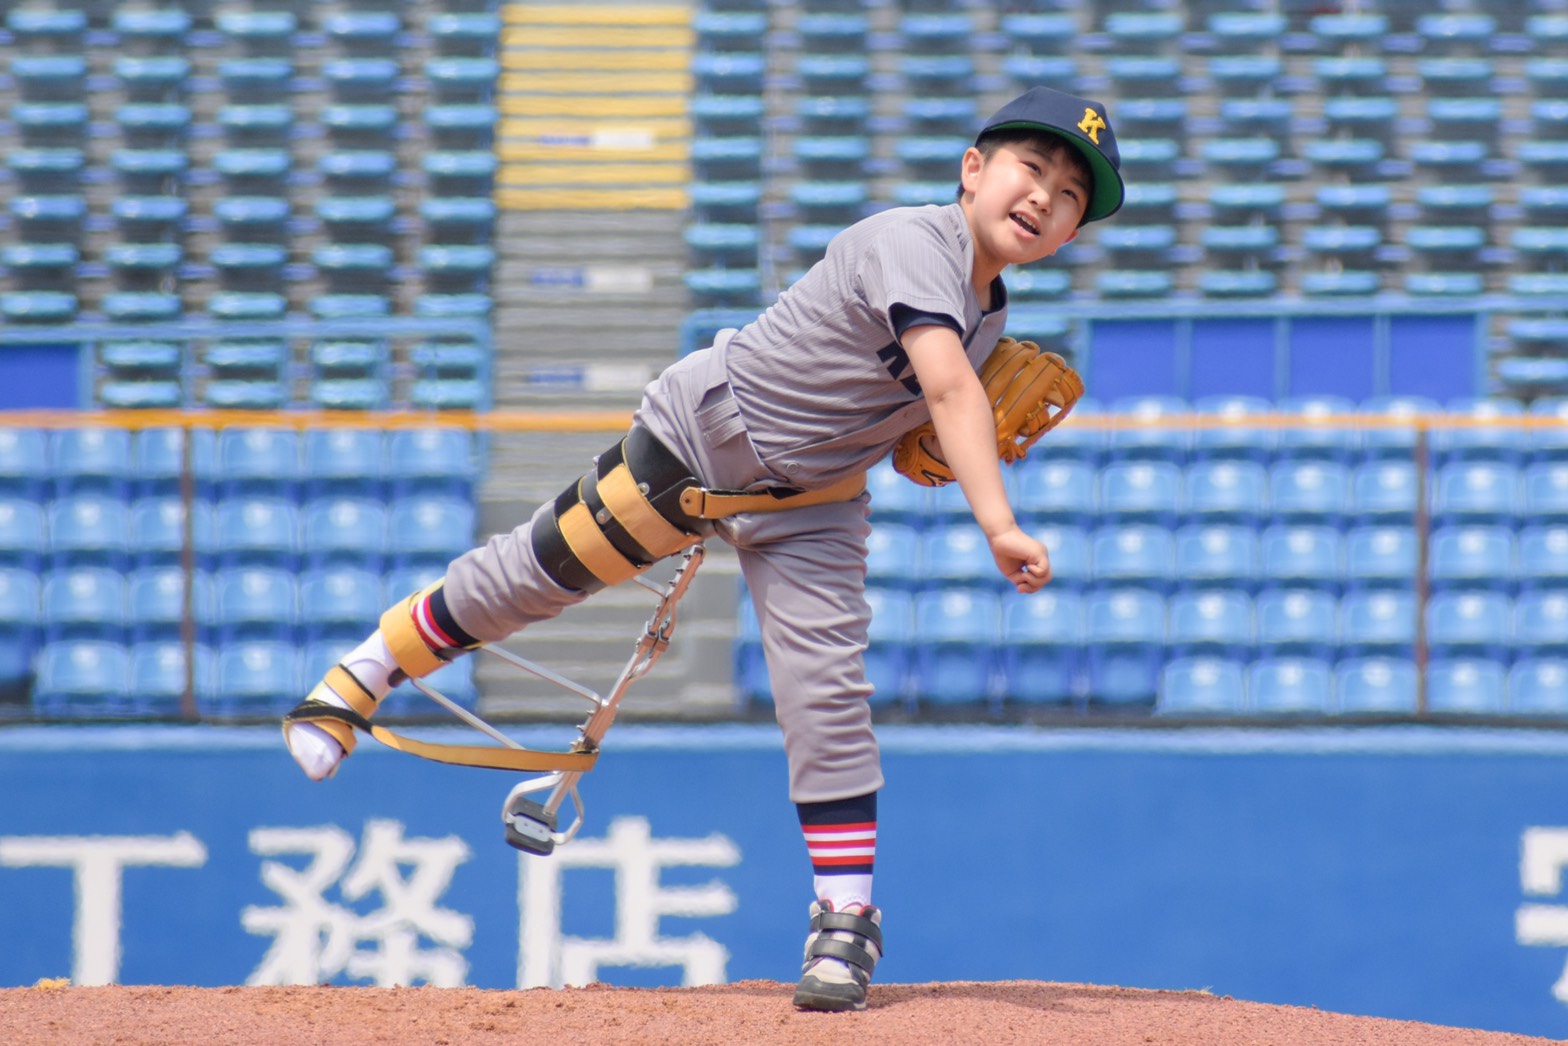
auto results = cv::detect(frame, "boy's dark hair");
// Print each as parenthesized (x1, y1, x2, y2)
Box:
(952, 129, 1096, 211)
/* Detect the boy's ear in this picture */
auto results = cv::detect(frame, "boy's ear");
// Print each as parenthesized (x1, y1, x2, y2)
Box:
(1062, 228, 1079, 245)
(959, 146, 985, 196)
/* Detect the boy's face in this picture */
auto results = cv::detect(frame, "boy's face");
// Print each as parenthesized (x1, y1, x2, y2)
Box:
(960, 139, 1087, 274)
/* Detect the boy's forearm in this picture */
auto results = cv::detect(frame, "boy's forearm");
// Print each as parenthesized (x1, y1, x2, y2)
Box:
(926, 382, 1017, 538)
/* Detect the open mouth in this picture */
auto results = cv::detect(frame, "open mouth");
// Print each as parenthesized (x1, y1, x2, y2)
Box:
(1010, 212, 1039, 236)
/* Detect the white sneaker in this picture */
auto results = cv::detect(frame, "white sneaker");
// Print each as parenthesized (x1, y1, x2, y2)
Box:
(792, 900, 882, 1012)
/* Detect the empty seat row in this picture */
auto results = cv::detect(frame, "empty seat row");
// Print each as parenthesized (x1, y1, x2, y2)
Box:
(27, 638, 477, 721)
(871, 520, 1568, 595)
(0, 495, 476, 572)
(0, 427, 482, 500)
(1, 564, 448, 647)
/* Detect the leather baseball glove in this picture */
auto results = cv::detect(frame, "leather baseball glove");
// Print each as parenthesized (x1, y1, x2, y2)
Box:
(891, 337, 1084, 487)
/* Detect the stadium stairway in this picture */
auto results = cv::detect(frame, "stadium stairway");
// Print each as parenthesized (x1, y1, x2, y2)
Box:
(479, 3, 737, 718)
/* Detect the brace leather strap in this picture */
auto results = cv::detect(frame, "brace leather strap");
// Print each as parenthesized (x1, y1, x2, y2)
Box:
(558, 492, 644, 587)
(679, 471, 867, 519)
(598, 462, 697, 558)
(286, 664, 379, 756)
(282, 701, 600, 773)
(380, 582, 446, 679)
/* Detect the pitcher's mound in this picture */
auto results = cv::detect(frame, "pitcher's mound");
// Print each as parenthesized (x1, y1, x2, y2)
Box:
(0, 980, 1554, 1045)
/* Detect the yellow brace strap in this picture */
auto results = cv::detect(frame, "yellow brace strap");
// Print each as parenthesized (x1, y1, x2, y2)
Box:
(678, 471, 867, 519)
(598, 462, 697, 558)
(380, 582, 447, 679)
(283, 701, 599, 773)
(286, 664, 379, 756)
(559, 496, 643, 586)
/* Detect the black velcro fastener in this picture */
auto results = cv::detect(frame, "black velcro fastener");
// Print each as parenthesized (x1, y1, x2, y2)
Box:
(284, 701, 374, 733)
(529, 473, 607, 595)
(806, 935, 878, 975)
(622, 425, 704, 529)
(811, 910, 884, 954)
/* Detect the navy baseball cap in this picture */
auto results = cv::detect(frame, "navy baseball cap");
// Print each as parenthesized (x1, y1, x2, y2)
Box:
(976, 86, 1124, 223)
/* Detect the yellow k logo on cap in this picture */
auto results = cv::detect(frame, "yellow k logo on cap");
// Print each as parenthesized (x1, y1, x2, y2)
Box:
(1077, 107, 1106, 144)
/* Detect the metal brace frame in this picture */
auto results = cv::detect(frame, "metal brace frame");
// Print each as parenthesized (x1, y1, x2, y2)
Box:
(406, 544, 706, 855)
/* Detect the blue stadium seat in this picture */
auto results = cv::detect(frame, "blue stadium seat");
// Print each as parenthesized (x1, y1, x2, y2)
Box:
(33, 641, 135, 719)
(300, 497, 388, 571)
(733, 592, 767, 702)
(1431, 398, 1527, 464)
(1345, 526, 1418, 592)
(298, 567, 384, 642)
(865, 523, 920, 591)
(1260, 525, 1343, 594)
(1090, 524, 1174, 593)
(0, 428, 49, 499)
(1358, 396, 1441, 461)
(1427, 525, 1516, 594)
(208, 641, 302, 718)
(1012, 459, 1096, 526)
(1513, 590, 1568, 659)
(388, 496, 475, 572)
(912, 588, 999, 704)
(47, 496, 131, 569)
(1085, 587, 1166, 706)
(302, 429, 385, 500)
(132, 428, 217, 498)
(385, 428, 479, 499)
(1523, 463, 1568, 523)
(213, 568, 297, 644)
(1255, 588, 1338, 660)
(1509, 658, 1568, 716)
(1248, 657, 1334, 715)
(1181, 460, 1268, 525)
(1097, 461, 1181, 525)
(1267, 461, 1350, 525)
(1173, 524, 1260, 593)
(217, 428, 300, 498)
(864, 586, 913, 706)
(1425, 659, 1507, 715)
(1029, 524, 1091, 592)
(213, 497, 299, 571)
(999, 589, 1084, 706)
(0, 499, 47, 571)
(866, 461, 927, 523)
(1430, 462, 1521, 527)
(1339, 589, 1417, 658)
(1107, 395, 1190, 463)
(1334, 657, 1418, 716)
(1156, 656, 1245, 716)
(1189, 395, 1276, 462)
(42, 567, 127, 643)
(1519, 526, 1568, 592)
(1426, 591, 1512, 662)
(1040, 397, 1104, 462)
(0, 567, 41, 700)
(127, 566, 213, 644)
(1349, 461, 1420, 525)
(128, 642, 214, 716)
(47, 429, 132, 498)
(1527, 397, 1568, 462)
(1166, 589, 1253, 660)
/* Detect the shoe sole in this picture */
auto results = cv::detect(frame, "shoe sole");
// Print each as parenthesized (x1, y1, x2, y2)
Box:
(792, 978, 866, 1013)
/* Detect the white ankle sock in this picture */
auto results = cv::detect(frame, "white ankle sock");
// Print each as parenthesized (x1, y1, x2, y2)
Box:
(285, 632, 401, 781)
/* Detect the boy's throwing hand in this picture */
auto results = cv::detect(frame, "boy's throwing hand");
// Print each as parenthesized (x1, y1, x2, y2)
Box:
(989, 525, 1052, 593)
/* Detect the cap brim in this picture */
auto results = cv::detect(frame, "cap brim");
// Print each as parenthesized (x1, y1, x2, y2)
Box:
(985, 120, 1125, 223)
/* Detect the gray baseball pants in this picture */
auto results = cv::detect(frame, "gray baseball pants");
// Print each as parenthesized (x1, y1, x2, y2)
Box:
(442, 345, 883, 804)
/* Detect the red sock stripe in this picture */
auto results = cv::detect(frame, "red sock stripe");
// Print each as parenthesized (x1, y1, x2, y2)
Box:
(803, 822, 876, 871)
(412, 595, 459, 652)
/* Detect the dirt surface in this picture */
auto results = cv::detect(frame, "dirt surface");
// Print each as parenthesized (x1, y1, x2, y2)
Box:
(0, 981, 1557, 1046)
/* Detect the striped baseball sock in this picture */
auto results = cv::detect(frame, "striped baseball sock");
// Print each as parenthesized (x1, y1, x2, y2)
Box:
(409, 583, 482, 661)
(798, 792, 877, 911)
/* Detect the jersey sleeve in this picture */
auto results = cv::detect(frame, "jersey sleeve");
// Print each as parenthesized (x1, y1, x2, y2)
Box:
(854, 217, 969, 339)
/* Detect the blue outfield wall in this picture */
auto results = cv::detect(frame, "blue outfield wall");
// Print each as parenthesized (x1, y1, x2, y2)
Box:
(3, 723, 1568, 1037)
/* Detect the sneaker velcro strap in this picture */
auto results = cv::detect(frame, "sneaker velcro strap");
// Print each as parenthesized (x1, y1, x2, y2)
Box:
(810, 909, 884, 954)
(806, 935, 878, 976)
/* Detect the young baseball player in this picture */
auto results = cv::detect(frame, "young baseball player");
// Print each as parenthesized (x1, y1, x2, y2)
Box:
(284, 85, 1123, 1011)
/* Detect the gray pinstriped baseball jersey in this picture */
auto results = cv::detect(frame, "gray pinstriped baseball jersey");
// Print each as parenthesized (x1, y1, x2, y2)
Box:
(726, 202, 1010, 488)
(444, 202, 1017, 803)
